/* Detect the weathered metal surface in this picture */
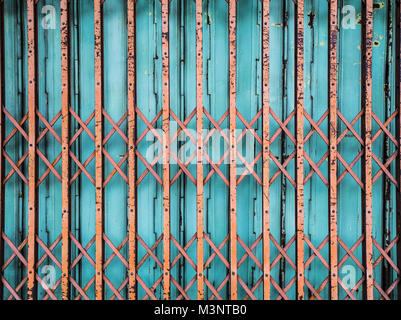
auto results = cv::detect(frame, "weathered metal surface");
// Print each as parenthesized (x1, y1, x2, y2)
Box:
(195, 0, 204, 301)
(261, 0, 270, 301)
(26, 0, 37, 300)
(127, 0, 137, 301)
(397, 0, 401, 300)
(94, 0, 104, 300)
(362, 0, 374, 300)
(0, 0, 400, 300)
(328, 0, 338, 301)
(60, 0, 70, 300)
(228, 0, 238, 301)
(295, 0, 305, 301)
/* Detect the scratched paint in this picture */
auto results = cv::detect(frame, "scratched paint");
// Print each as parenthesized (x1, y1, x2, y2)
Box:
(0, 0, 400, 300)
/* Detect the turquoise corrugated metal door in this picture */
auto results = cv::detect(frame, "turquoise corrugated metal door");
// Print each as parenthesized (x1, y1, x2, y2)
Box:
(0, 0, 400, 300)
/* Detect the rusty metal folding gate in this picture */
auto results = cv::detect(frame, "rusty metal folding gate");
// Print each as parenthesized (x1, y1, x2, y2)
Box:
(0, 0, 400, 300)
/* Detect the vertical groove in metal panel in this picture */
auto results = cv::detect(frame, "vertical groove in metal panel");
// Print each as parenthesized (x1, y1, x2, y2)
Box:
(278, 0, 288, 293)
(295, 0, 305, 301)
(0, 0, 399, 301)
(127, 0, 137, 301)
(228, 0, 237, 300)
(161, 0, 171, 301)
(27, 0, 37, 300)
(396, 0, 401, 301)
(261, 0, 270, 301)
(362, 0, 374, 300)
(195, 0, 204, 301)
(94, 0, 104, 300)
(61, 0, 71, 300)
(328, 0, 338, 301)
(0, 0, 4, 302)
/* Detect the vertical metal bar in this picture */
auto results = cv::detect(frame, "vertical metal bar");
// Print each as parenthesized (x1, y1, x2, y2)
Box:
(362, 0, 374, 300)
(127, 0, 137, 300)
(94, 0, 104, 300)
(161, 0, 170, 300)
(295, 0, 305, 300)
(228, 0, 238, 300)
(195, 0, 204, 301)
(396, 0, 401, 301)
(60, 0, 71, 300)
(27, 0, 37, 300)
(279, 0, 288, 289)
(382, 0, 393, 290)
(0, 0, 4, 301)
(328, 0, 338, 300)
(261, 0, 270, 301)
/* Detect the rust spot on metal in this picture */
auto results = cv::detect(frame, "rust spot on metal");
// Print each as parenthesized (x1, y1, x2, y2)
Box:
(94, 0, 104, 301)
(307, 11, 315, 29)
(295, 0, 305, 301)
(195, 0, 204, 301)
(60, 0, 71, 301)
(373, 2, 385, 10)
(395, 0, 401, 301)
(328, 0, 338, 301)
(228, 0, 238, 301)
(261, 0, 270, 301)
(27, 0, 38, 301)
(0, 0, 398, 302)
(361, 0, 374, 301)
(161, 0, 171, 301)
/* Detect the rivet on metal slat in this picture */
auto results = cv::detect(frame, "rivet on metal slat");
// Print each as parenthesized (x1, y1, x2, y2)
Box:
(61, 0, 71, 301)
(161, 0, 171, 301)
(0, 0, 4, 302)
(127, 0, 137, 300)
(328, 0, 338, 301)
(195, 0, 204, 301)
(362, 0, 374, 300)
(27, 0, 38, 301)
(94, 0, 104, 301)
(295, 0, 305, 301)
(228, 0, 238, 300)
(261, 0, 271, 301)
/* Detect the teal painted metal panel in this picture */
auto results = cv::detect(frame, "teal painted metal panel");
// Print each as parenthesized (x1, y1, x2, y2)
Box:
(0, 0, 399, 300)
